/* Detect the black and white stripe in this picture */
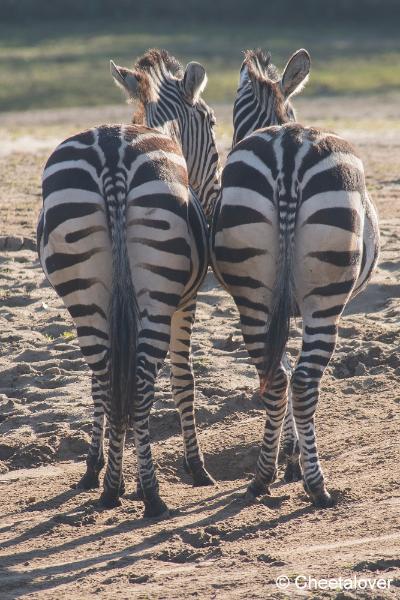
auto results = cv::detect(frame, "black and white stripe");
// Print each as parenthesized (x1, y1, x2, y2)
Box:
(211, 49, 379, 507)
(38, 50, 220, 517)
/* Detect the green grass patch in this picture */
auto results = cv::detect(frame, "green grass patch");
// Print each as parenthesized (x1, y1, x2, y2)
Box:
(62, 331, 75, 341)
(0, 19, 399, 111)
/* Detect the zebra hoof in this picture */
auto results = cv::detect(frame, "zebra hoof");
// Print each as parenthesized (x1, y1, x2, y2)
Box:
(75, 471, 100, 490)
(192, 468, 216, 487)
(283, 460, 302, 483)
(119, 478, 126, 497)
(99, 490, 121, 509)
(246, 478, 270, 499)
(143, 496, 169, 519)
(242, 489, 258, 505)
(312, 490, 334, 509)
(184, 458, 215, 486)
(304, 481, 334, 508)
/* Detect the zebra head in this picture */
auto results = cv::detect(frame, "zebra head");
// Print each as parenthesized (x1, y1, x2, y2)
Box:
(110, 49, 221, 217)
(233, 49, 311, 145)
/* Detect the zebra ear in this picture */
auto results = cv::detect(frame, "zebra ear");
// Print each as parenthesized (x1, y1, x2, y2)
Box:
(239, 63, 249, 88)
(281, 49, 311, 99)
(110, 60, 140, 99)
(183, 62, 208, 104)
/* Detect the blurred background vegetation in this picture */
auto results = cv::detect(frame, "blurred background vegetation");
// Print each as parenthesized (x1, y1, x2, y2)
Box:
(0, 0, 399, 111)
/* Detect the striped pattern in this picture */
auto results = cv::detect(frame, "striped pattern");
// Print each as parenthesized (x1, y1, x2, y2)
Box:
(38, 50, 220, 518)
(211, 49, 379, 508)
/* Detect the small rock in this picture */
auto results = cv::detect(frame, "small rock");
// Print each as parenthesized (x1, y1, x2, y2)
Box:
(354, 363, 366, 376)
(257, 553, 276, 563)
(342, 386, 355, 395)
(59, 359, 85, 371)
(128, 574, 150, 584)
(43, 367, 61, 376)
(339, 325, 359, 339)
(214, 333, 242, 351)
(0, 460, 9, 474)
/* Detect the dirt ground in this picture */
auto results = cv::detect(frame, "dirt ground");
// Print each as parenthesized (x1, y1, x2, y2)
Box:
(0, 97, 399, 599)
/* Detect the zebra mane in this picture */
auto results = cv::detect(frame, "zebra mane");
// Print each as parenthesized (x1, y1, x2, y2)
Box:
(131, 49, 184, 106)
(244, 49, 280, 82)
(135, 49, 184, 80)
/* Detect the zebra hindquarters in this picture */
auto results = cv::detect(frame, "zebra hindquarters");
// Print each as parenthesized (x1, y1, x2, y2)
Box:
(291, 189, 365, 507)
(212, 186, 291, 497)
(39, 191, 113, 489)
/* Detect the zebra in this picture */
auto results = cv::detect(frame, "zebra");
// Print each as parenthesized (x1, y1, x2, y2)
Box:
(38, 49, 221, 518)
(210, 49, 379, 508)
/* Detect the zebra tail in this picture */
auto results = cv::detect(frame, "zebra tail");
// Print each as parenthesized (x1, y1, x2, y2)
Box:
(107, 190, 139, 425)
(261, 198, 294, 391)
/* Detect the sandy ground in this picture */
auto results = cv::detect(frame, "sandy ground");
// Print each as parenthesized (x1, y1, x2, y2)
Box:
(0, 97, 399, 599)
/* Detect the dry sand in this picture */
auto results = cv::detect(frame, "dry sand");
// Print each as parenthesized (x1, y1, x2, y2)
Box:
(0, 98, 399, 599)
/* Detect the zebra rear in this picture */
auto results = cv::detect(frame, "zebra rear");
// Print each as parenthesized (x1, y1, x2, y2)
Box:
(211, 49, 379, 508)
(39, 125, 207, 515)
(38, 48, 220, 518)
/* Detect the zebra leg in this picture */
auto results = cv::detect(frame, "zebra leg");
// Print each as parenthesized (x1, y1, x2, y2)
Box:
(228, 295, 289, 498)
(170, 300, 215, 487)
(279, 352, 301, 482)
(133, 357, 169, 519)
(77, 374, 106, 489)
(281, 385, 301, 482)
(291, 320, 339, 508)
(247, 363, 289, 499)
(99, 421, 126, 508)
